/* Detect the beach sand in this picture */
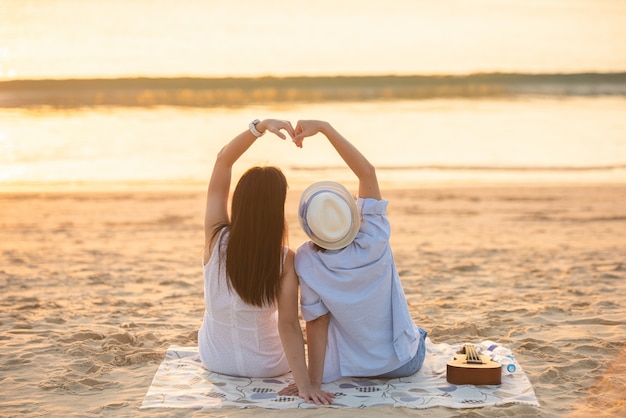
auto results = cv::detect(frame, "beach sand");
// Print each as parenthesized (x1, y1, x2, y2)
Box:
(1, 185, 624, 417)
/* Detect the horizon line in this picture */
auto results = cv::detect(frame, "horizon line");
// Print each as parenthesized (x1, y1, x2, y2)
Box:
(2, 70, 626, 83)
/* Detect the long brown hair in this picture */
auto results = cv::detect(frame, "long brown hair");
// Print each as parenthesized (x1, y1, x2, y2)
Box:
(218, 166, 288, 307)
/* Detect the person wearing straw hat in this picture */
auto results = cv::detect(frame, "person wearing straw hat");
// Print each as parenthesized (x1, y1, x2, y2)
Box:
(199, 118, 334, 405)
(287, 120, 427, 389)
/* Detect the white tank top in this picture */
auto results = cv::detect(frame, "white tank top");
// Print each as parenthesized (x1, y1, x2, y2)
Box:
(198, 228, 289, 377)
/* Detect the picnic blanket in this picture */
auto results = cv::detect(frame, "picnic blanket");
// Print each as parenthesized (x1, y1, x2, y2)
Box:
(141, 339, 539, 410)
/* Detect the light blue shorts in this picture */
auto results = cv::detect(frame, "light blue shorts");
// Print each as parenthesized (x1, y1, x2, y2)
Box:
(373, 327, 428, 379)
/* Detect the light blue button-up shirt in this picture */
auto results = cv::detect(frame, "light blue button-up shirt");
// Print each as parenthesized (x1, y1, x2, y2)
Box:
(295, 197, 419, 383)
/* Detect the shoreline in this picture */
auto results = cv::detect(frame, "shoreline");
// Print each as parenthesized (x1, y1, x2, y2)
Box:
(1, 179, 625, 194)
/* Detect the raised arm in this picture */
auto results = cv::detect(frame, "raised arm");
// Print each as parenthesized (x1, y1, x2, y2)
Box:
(293, 120, 381, 200)
(204, 119, 295, 254)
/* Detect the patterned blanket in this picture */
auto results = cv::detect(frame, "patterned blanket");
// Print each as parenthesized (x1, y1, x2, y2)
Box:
(141, 339, 539, 410)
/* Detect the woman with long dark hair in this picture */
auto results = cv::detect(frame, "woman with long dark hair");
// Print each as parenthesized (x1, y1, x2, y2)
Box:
(198, 118, 334, 405)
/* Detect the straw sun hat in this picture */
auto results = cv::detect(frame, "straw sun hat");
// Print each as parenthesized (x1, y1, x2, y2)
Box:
(298, 181, 360, 250)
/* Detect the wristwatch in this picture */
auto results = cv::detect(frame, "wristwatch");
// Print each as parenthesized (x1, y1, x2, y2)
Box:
(249, 119, 265, 137)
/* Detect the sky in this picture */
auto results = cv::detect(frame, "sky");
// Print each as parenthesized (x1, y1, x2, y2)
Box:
(1, 0, 625, 79)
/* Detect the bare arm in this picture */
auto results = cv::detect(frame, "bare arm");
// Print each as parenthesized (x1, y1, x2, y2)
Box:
(277, 251, 334, 405)
(293, 120, 381, 200)
(203, 119, 294, 261)
(306, 313, 330, 388)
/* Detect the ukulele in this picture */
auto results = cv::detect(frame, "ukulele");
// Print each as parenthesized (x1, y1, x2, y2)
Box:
(446, 344, 502, 385)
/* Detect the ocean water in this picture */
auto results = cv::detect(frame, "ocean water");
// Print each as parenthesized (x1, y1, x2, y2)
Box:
(1, 96, 625, 190)
(1, 0, 625, 190)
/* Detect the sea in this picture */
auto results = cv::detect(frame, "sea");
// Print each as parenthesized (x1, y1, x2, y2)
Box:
(1, 0, 625, 191)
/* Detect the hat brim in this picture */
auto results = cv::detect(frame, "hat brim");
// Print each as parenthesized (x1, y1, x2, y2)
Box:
(298, 181, 360, 250)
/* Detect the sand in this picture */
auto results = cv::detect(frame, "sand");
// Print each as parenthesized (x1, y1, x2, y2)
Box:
(1, 185, 625, 417)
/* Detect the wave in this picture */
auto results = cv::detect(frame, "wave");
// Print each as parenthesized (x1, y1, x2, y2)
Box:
(1, 72, 626, 107)
(291, 163, 626, 172)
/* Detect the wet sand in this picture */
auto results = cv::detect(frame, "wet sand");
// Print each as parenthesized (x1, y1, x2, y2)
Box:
(1, 185, 624, 417)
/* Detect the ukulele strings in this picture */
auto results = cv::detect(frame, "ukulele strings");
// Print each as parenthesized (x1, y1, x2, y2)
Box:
(465, 344, 483, 364)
